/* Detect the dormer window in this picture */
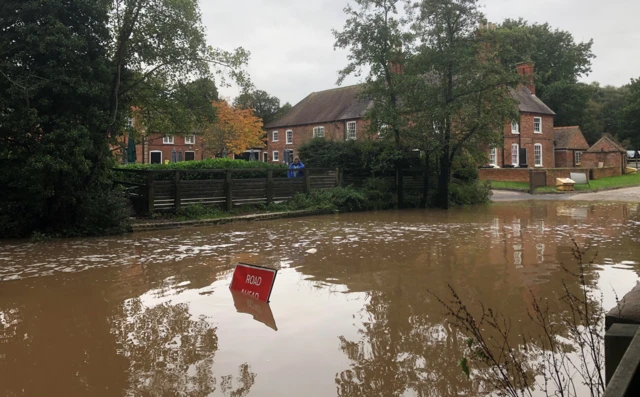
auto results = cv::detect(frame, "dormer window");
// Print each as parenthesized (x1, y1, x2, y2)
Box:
(511, 120, 519, 134)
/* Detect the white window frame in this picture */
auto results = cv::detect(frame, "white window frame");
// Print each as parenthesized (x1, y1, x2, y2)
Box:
(534, 143, 543, 167)
(534, 117, 542, 134)
(575, 151, 582, 165)
(149, 150, 162, 164)
(184, 135, 195, 145)
(127, 117, 134, 128)
(163, 136, 174, 144)
(346, 121, 357, 140)
(272, 151, 279, 162)
(272, 131, 279, 142)
(511, 120, 520, 134)
(313, 126, 325, 138)
(511, 144, 519, 166)
(286, 130, 293, 144)
(184, 151, 195, 161)
(489, 147, 497, 166)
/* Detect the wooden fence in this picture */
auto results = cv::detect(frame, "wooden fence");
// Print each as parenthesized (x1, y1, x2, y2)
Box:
(113, 168, 341, 214)
(113, 167, 430, 214)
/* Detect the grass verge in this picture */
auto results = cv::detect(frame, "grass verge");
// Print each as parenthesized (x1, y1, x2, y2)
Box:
(489, 181, 529, 191)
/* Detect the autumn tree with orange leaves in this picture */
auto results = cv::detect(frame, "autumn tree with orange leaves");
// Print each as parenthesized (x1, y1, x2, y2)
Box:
(202, 101, 265, 156)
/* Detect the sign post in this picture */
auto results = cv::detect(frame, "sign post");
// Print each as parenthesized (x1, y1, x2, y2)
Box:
(229, 263, 278, 303)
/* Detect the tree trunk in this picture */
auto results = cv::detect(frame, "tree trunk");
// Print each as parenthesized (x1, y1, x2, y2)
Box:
(420, 152, 430, 208)
(435, 151, 451, 209)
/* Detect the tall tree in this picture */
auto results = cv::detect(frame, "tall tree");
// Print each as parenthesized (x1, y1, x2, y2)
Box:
(333, 0, 409, 206)
(493, 19, 595, 128)
(408, 0, 519, 209)
(202, 101, 265, 156)
(233, 90, 283, 126)
(621, 78, 640, 149)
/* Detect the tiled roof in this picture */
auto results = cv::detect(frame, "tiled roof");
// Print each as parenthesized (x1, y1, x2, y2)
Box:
(509, 86, 555, 115)
(586, 134, 627, 153)
(553, 126, 589, 150)
(265, 85, 372, 129)
(267, 82, 555, 129)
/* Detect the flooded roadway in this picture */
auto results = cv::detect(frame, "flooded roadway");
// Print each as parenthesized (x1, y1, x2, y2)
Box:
(1, 201, 640, 396)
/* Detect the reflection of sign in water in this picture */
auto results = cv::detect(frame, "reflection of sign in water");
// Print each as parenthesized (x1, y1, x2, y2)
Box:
(230, 289, 278, 331)
(229, 263, 278, 303)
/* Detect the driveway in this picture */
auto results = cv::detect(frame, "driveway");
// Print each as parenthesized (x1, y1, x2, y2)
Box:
(491, 186, 640, 203)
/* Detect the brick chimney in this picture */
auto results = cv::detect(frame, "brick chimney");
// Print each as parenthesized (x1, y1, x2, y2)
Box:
(516, 62, 535, 95)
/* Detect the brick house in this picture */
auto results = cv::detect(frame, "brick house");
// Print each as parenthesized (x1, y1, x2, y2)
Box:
(264, 85, 371, 163)
(487, 63, 556, 169)
(553, 126, 590, 167)
(580, 134, 627, 175)
(268, 63, 556, 169)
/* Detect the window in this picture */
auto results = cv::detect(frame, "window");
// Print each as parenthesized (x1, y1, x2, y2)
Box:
(272, 151, 279, 162)
(534, 117, 542, 133)
(534, 143, 542, 166)
(272, 131, 279, 142)
(149, 151, 162, 164)
(184, 135, 195, 145)
(489, 147, 497, 166)
(184, 151, 195, 161)
(163, 136, 174, 144)
(575, 151, 582, 165)
(127, 117, 134, 128)
(511, 120, 519, 134)
(511, 144, 519, 166)
(379, 124, 389, 137)
(286, 130, 293, 144)
(346, 121, 357, 140)
(313, 126, 325, 138)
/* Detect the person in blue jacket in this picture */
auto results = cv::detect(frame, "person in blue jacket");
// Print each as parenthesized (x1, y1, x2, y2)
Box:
(287, 156, 305, 178)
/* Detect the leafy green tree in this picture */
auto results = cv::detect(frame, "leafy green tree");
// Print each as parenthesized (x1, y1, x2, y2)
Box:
(406, 0, 519, 209)
(233, 90, 284, 126)
(333, 0, 409, 206)
(0, 0, 250, 237)
(493, 19, 595, 128)
(621, 78, 640, 149)
(581, 83, 628, 144)
(0, 0, 126, 237)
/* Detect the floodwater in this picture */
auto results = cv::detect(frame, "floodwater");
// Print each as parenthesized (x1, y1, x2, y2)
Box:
(1, 201, 640, 396)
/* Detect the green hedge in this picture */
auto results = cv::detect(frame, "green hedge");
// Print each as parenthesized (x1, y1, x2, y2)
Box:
(116, 158, 287, 181)
(119, 158, 286, 171)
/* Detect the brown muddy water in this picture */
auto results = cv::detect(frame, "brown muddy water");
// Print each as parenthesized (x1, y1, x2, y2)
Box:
(1, 201, 640, 396)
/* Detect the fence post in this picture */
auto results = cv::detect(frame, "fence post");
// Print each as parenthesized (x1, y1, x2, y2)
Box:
(303, 169, 311, 193)
(174, 171, 181, 213)
(266, 169, 274, 205)
(147, 171, 154, 214)
(225, 170, 233, 211)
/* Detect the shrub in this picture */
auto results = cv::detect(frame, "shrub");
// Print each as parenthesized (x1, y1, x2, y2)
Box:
(176, 204, 225, 219)
(362, 177, 395, 210)
(449, 180, 492, 206)
(286, 187, 368, 212)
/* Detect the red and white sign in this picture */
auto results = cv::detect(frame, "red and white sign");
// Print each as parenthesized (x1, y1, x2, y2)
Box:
(229, 263, 278, 303)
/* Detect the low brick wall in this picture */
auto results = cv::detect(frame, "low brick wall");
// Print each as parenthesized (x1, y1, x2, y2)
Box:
(479, 167, 605, 187)
(591, 167, 620, 179)
(478, 168, 529, 183)
(544, 168, 587, 186)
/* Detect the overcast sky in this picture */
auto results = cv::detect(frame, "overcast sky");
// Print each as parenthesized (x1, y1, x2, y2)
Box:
(200, 0, 640, 105)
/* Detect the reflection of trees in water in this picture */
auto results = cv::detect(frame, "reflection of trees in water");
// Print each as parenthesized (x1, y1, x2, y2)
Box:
(111, 298, 255, 396)
(335, 290, 481, 397)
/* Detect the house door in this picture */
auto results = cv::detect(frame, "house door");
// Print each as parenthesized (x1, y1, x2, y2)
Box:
(150, 151, 162, 164)
(284, 150, 294, 165)
(519, 148, 528, 168)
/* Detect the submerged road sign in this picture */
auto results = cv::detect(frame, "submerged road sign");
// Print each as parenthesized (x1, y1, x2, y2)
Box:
(230, 289, 278, 331)
(229, 263, 278, 303)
